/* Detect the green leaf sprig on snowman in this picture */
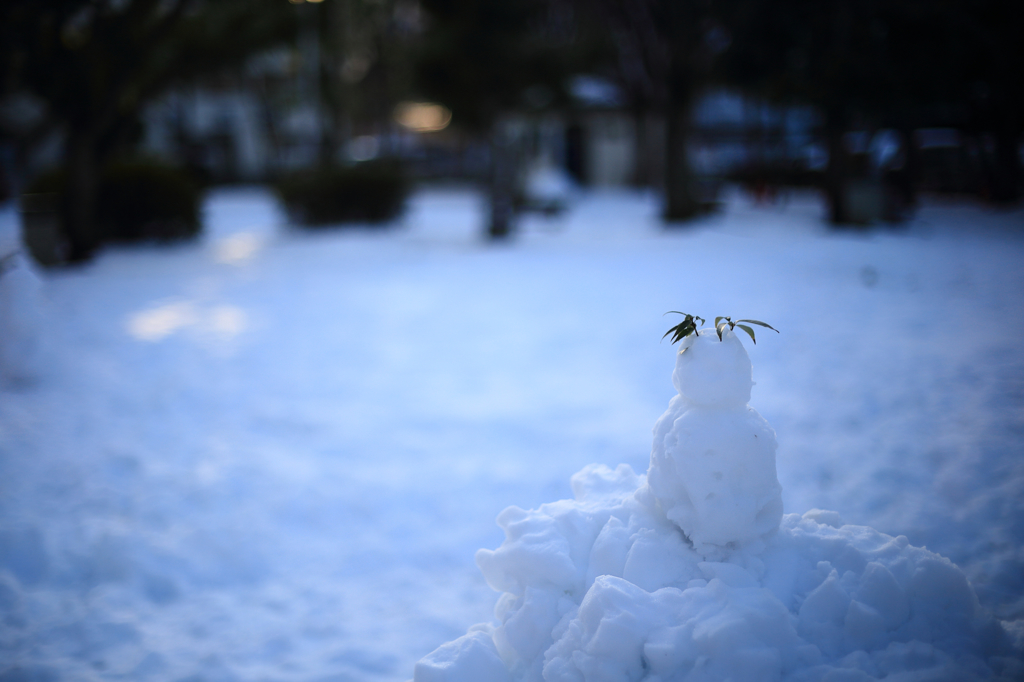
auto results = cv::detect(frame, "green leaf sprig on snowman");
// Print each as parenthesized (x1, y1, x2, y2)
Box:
(663, 311, 778, 353)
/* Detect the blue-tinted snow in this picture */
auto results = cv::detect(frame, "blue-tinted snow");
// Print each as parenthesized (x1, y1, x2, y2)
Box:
(0, 186, 1022, 680)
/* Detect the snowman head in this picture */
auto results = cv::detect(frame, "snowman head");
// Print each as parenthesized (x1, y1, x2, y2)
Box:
(672, 327, 753, 408)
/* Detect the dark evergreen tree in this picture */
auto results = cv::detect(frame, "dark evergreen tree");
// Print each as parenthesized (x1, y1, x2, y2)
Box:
(0, 0, 298, 261)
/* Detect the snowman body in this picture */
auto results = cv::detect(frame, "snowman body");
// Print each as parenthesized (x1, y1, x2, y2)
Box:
(646, 327, 783, 556)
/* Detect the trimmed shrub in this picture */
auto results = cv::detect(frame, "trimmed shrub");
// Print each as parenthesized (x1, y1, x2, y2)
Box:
(97, 161, 201, 242)
(276, 160, 408, 226)
(21, 159, 201, 265)
(727, 163, 824, 190)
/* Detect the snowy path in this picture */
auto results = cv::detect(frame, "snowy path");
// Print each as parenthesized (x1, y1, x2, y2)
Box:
(1, 186, 1022, 680)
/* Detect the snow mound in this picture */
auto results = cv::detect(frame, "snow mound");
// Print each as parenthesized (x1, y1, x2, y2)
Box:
(415, 329, 1023, 681)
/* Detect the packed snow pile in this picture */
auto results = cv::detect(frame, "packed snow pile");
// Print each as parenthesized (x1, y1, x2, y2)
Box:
(415, 328, 1023, 682)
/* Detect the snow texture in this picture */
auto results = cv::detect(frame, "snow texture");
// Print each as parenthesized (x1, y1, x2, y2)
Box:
(418, 327, 1022, 681)
(1, 186, 1023, 681)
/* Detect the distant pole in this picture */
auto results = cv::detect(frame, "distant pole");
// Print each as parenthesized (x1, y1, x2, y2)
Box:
(663, 0, 698, 222)
(298, 4, 327, 165)
(488, 125, 515, 239)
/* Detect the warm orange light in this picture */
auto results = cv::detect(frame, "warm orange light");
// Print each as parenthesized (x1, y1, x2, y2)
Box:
(394, 102, 452, 133)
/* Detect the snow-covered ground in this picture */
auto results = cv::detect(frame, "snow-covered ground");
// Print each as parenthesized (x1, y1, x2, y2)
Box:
(0, 185, 1022, 680)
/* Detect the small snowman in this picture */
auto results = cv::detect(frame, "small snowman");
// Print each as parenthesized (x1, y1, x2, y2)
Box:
(646, 314, 783, 558)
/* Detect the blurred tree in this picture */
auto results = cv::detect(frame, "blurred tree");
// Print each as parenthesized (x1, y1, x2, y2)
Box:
(722, 0, 1023, 221)
(563, 0, 666, 189)
(312, 0, 421, 163)
(962, 0, 1024, 203)
(414, 0, 580, 238)
(582, 0, 663, 190)
(562, 0, 731, 221)
(0, 0, 298, 261)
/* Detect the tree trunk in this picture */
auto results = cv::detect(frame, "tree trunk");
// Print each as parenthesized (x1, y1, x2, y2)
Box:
(664, 96, 698, 221)
(630, 107, 650, 188)
(297, 7, 329, 166)
(663, 2, 698, 223)
(896, 124, 918, 211)
(990, 124, 1022, 204)
(824, 120, 849, 224)
(64, 131, 101, 262)
(487, 129, 515, 239)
